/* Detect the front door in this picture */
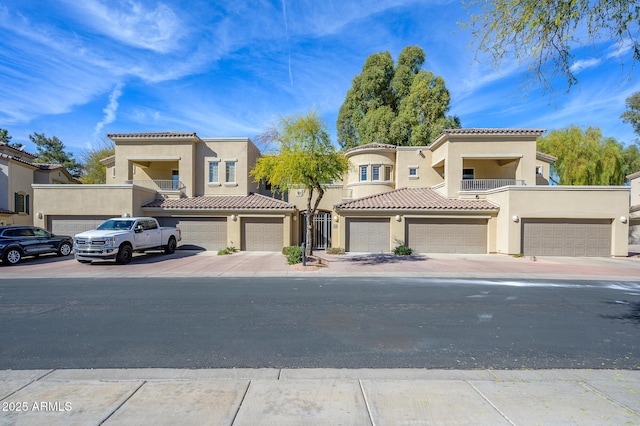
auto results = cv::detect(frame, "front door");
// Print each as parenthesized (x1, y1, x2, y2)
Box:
(171, 170, 179, 190)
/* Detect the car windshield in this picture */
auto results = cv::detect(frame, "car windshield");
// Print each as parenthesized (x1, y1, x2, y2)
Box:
(96, 220, 134, 231)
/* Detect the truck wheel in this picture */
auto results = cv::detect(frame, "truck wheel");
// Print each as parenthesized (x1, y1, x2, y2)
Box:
(164, 237, 177, 254)
(116, 244, 133, 264)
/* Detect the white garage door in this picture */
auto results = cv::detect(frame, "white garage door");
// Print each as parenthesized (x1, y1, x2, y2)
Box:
(48, 216, 112, 236)
(346, 218, 390, 252)
(158, 217, 227, 251)
(242, 218, 283, 251)
(522, 219, 611, 256)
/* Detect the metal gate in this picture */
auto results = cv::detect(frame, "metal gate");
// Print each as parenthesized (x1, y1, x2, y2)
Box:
(301, 211, 332, 250)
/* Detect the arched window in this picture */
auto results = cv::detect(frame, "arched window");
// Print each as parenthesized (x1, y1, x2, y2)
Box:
(14, 192, 29, 214)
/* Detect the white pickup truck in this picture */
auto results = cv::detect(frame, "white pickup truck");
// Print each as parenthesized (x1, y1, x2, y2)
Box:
(73, 217, 181, 264)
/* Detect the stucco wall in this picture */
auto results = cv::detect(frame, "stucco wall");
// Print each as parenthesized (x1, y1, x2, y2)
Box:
(486, 187, 630, 256)
(346, 150, 396, 199)
(396, 148, 442, 188)
(32, 184, 158, 229)
(197, 138, 258, 196)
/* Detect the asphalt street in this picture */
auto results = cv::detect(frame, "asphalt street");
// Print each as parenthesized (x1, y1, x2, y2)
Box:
(0, 277, 639, 370)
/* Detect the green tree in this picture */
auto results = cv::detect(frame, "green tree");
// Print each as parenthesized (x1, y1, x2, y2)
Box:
(29, 132, 82, 178)
(251, 111, 350, 256)
(337, 46, 460, 149)
(465, 0, 640, 92)
(621, 91, 640, 138)
(80, 138, 115, 184)
(0, 128, 11, 145)
(537, 126, 626, 185)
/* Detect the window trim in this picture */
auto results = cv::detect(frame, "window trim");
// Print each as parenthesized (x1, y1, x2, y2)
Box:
(359, 165, 368, 182)
(408, 165, 419, 179)
(225, 159, 237, 185)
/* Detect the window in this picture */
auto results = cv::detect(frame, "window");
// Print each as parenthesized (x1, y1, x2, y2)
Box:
(384, 166, 392, 181)
(14, 193, 29, 214)
(462, 168, 475, 180)
(408, 167, 418, 178)
(208, 161, 219, 183)
(171, 170, 180, 190)
(372, 165, 380, 181)
(33, 228, 50, 237)
(536, 165, 543, 175)
(112, 167, 116, 178)
(225, 161, 236, 183)
(360, 165, 368, 181)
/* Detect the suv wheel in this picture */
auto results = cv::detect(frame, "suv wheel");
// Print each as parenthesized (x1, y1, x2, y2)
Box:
(3, 248, 22, 265)
(57, 242, 72, 256)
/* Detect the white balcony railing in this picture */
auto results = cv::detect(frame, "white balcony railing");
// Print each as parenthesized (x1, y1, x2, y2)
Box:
(125, 180, 186, 193)
(460, 179, 525, 191)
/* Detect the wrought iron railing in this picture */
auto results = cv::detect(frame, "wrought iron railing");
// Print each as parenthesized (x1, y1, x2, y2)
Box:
(460, 179, 525, 191)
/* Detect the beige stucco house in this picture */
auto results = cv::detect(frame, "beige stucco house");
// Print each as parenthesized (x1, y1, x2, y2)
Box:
(1, 142, 78, 226)
(32, 129, 630, 256)
(626, 170, 640, 245)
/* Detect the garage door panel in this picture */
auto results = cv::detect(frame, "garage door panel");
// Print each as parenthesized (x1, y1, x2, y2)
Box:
(346, 219, 390, 252)
(407, 219, 487, 254)
(242, 218, 283, 251)
(522, 219, 611, 257)
(158, 217, 226, 251)
(48, 216, 112, 236)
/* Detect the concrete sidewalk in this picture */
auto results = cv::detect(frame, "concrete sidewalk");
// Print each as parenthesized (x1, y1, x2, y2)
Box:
(2, 249, 640, 281)
(1, 369, 639, 425)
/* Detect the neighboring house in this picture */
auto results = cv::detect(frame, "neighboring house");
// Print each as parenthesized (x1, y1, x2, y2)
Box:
(0, 142, 78, 226)
(626, 170, 640, 245)
(32, 129, 630, 256)
(289, 129, 629, 257)
(33, 133, 296, 251)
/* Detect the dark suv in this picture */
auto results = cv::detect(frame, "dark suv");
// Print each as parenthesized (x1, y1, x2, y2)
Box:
(0, 226, 73, 265)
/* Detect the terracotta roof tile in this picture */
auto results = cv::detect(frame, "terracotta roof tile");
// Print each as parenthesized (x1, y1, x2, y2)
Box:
(107, 132, 199, 139)
(143, 193, 295, 210)
(0, 208, 14, 215)
(536, 151, 557, 162)
(344, 143, 397, 155)
(335, 187, 498, 211)
(627, 170, 640, 180)
(631, 204, 640, 213)
(441, 128, 546, 136)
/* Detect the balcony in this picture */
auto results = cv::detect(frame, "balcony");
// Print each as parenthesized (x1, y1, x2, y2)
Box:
(460, 179, 525, 191)
(125, 180, 186, 198)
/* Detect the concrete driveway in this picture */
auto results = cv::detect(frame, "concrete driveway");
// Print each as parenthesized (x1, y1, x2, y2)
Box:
(1, 248, 640, 280)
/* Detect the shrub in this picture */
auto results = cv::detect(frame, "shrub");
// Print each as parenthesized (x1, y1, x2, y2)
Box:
(284, 245, 303, 265)
(393, 245, 413, 256)
(512, 253, 524, 258)
(326, 247, 345, 255)
(217, 247, 237, 255)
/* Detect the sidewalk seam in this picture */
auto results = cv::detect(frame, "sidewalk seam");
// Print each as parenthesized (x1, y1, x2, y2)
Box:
(0, 369, 55, 402)
(467, 380, 516, 426)
(581, 382, 640, 417)
(230, 380, 252, 425)
(358, 380, 376, 426)
(98, 380, 146, 425)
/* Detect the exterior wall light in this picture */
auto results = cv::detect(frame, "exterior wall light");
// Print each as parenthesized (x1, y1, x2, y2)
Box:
(620, 216, 628, 224)
(123, 213, 131, 218)
(37, 212, 43, 219)
(231, 214, 237, 221)
(292, 215, 297, 221)
(512, 215, 519, 223)
(333, 215, 339, 222)
(395, 215, 402, 222)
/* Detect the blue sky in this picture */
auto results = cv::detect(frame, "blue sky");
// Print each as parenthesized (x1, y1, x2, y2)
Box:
(1, 0, 639, 158)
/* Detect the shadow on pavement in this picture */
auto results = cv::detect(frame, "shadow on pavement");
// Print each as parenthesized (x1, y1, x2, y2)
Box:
(344, 253, 429, 266)
(84, 248, 201, 266)
(601, 300, 640, 325)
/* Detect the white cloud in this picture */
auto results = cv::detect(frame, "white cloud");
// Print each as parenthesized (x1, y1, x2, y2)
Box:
(570, 58, 602, 74)
(93, 83, 124, 137)
(65, 0, 184, 53)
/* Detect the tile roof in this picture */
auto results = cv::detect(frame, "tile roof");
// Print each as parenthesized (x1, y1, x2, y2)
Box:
(536, 151, 557, 163)
(143, 193, 296, 210)
(107, 132, 199, 139)
(0, 208, 15, 215)
(627, 170, 640, 180)
(335, 187, 498, 211)
(440, 128, 546, 136)
(344, 143, 397, 155)
(0, 152, 37, 167)
(631, 204, 640, 213)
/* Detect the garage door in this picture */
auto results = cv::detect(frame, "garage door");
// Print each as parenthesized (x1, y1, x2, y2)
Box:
(406, 218, 487, 254)
(48, 215, 112, 236)
(242, 217, 283, 251)
(346, 218, 390, 252)
(522, 219, 611, 256)
(158, 217, 227, 251)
